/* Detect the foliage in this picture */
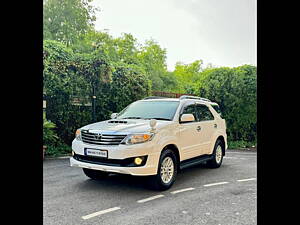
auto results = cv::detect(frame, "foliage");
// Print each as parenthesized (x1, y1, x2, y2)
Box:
(228, 140, 256, 149)
(43, 112, 58, 146)
(197, 65, 257, 142)
(43, 39, 150, 145)
(109, 62, 151, 113)
(137, 39, 169, 91)
(43, 0, 98, 46)
(172, 60, 203, 93)
(45, 143, 72, 157)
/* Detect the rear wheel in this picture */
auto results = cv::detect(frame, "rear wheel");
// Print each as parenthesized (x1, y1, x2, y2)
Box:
(149, 149, 177, 191)
(82, 168, 109, 180)
(207, 140, 224, 168)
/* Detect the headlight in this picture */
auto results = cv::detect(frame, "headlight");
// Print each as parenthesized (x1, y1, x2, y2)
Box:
(121, 133, 154, 145)
(75, 129, 82, 141)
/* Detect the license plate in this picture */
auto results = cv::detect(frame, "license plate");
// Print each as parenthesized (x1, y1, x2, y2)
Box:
(85, 149, 108, 158)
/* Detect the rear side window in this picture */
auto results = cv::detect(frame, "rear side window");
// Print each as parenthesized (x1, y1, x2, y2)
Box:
(211, 104, 221, 115)
(195, 104, 214, 121)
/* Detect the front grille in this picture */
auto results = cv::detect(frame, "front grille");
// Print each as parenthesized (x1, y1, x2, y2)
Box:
(81, 130, 127, 146)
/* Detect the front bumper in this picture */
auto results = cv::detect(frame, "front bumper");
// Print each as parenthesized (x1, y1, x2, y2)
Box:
(70, 157, 157, 176)
(70, 139, 159, 176)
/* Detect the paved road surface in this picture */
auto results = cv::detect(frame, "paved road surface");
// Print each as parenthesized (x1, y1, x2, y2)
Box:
(43, 149, 257, 225)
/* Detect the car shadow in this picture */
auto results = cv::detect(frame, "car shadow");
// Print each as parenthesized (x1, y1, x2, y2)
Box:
(75, 173, 156, 194)
(74, 162, 229, 193)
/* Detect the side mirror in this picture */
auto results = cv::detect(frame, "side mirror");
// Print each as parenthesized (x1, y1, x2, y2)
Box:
(180, 114, 195, 123)
(111, 113, 118, 119)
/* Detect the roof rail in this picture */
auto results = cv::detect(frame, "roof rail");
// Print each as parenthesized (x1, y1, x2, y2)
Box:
(143, 96, 168, 100)
(179, 95, 211, 102)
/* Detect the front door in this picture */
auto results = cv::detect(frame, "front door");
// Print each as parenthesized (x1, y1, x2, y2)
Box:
(179, 103, 204, 160)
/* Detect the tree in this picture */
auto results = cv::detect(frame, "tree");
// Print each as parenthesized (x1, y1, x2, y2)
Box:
(43, 40, 150, 145)
(197, 65, 257, 142)
(43, 0, 98, 46)
(172, 60, 203, 93)
(137, 40, 169, 91)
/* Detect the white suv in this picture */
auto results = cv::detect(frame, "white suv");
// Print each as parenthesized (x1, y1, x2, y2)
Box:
(70, 95, 227, 190)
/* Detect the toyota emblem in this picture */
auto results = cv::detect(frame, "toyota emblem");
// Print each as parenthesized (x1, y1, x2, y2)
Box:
(95, 133, 102, 140)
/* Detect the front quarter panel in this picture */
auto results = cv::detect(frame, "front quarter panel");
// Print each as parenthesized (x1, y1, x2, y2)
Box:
(153, 122, 181, 156)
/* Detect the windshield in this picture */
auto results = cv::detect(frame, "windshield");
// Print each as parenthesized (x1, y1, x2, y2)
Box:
(117, 101, 180, 121)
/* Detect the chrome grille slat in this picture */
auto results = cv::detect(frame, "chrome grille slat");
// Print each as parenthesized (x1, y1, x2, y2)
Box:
(81, 131, 127, 146)
(83, 141, 121, 145)
(82, 137, 123, 142)
(101, 135, 127, 138)
(82, 138, 121, 143)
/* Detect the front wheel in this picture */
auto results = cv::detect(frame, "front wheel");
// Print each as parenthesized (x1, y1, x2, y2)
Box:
(148, 149, 177, 191)
(207, 140, 224, 168)
(82, 168, 109, 180)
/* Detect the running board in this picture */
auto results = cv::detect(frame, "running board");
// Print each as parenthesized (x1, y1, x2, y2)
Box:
(180, 155, 213, 170)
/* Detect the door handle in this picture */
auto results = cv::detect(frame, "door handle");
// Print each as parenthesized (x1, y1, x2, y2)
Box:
(196, 126, 201, 132)
(214, 124, 217, 128)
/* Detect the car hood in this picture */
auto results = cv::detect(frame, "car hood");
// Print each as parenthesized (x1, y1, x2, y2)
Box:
(80, 119, 173, 134)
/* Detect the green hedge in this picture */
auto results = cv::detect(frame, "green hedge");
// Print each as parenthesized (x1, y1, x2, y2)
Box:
(43, 40, 150, 145)
(197, 65, 257, 142)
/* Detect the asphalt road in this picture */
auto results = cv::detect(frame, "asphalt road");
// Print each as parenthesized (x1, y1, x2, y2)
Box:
(43, 149, 257, 225)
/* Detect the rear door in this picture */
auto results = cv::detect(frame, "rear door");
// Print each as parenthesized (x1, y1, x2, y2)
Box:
(195, 103, 217, 155)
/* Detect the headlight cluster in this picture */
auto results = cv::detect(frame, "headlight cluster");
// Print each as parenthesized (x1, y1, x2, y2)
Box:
(121, 133, 154, 145)
(75, 129, 82, 141)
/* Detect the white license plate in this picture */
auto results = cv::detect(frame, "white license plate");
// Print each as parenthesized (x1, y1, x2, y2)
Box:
(85, 149, 108, 158)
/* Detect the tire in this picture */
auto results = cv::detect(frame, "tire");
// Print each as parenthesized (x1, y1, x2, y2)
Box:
(148, 149, 178, 191)
(82, 168, 109, 180)
(207, 140, 224, 168)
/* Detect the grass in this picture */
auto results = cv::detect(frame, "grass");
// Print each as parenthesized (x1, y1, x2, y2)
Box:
(45, 143, 72, 157)
(228, 140, 256, 150)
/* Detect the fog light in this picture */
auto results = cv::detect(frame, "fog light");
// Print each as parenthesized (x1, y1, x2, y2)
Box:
(134, 157, 143, 165)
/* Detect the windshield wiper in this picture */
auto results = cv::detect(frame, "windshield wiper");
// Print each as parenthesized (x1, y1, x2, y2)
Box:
(146, 117, 171, 121)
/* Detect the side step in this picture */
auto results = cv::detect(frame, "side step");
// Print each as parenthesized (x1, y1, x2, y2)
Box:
(180, 155, 213, 170)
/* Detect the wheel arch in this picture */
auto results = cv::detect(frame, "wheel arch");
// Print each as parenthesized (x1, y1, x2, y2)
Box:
(161, 144, 180, 171)
(216, 135, 226, 156)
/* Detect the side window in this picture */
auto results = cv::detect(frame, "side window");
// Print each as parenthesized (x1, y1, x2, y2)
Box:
(211, 104, 222, 115)
(195, 104, 214, 121)
(181, 104, 197, 122)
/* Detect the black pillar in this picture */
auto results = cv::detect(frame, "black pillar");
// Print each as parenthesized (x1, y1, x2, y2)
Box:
(92, 85, 96, 122)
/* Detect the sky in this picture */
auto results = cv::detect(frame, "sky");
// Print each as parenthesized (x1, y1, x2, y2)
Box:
(91, 0, 257, 71)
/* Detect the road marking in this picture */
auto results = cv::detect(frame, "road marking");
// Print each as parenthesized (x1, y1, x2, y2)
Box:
(237, 178, 256, 182)
(137, 194, 164, 203)
(171, 187, 195, 194)
(203, 181, 229, 187)
(82, 207, 121, 220)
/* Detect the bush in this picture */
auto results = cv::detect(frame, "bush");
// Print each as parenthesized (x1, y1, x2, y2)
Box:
(228, 140, 256, 149)
(197, 65, 256, 143)
(43, 40, 151, 145)
(45, 143, 72, 157)
(43, 112, 58, 146)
